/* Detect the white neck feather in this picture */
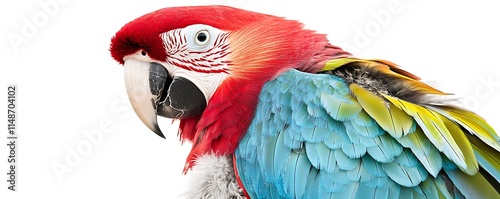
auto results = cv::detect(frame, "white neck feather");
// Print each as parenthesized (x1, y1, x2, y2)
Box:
(180, 154, 245, 199)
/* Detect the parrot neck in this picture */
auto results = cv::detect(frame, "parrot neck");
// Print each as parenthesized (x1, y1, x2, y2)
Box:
(180, 18, 352, 171)
(181, 77, 266, 171)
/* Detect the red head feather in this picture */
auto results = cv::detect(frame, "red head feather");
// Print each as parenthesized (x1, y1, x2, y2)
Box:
(110, 6, 351, 171)
(110, 6, 271, 64)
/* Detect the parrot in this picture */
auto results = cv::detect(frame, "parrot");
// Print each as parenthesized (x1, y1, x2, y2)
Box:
(109, 5, 500, 199)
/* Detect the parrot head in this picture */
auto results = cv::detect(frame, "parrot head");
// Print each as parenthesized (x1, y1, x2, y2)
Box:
(110, 5, 350, 169)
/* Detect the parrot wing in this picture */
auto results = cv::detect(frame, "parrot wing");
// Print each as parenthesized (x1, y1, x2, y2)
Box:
(235, 58, 500, 199)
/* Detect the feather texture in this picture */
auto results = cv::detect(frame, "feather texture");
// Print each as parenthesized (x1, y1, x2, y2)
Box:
(235, 58, 500, 198)
(182, 154, 244, 199)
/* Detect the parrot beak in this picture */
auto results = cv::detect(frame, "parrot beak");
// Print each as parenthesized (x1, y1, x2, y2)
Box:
(123, 59, 207, 138)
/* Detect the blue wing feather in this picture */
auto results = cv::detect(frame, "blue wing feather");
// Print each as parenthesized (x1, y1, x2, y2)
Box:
(234, 69, 499, 198)
(336, 149, 359, 171)
(366, 134, 402, 163)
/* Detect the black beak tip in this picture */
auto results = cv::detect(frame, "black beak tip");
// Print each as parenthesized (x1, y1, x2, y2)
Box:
(152, 127, 166, 139)
(156, 133, 166, 139)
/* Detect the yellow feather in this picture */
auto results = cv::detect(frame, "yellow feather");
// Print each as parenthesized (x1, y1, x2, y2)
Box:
(383, 94, 467, 169)
(466, 133, 500, 182)
(429, 105, 500, 152)
(438, 113, 478, 175)
(322, 58, 361, 71)
(349, 84, 413, 138)
(445, 168, 500, 199)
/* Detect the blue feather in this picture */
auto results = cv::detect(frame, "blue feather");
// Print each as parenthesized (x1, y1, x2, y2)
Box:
(346, 160, 373, 182)
(418, 178, 439, 199)
(362, 155, 386, 178)
(336, 149, 359, 170)
(381, 150, 429, 187)
(320, 171, 347, 193)
(344, 122, 363, 144)
(398, 187, 415, 199)
(351, 119, 384, 138)
(386, 180, 402, 198)
(305, 143, 321, 168)
(302, 126, 330, 143)
(233, 69, 496, 198)
(283, 127, 303, 150)
(331, 182, 360, 199)
(306, 104, 323, 118)
(260, 130, 280, 183)
(355, 182, 389, 199)
(316, 144, 337, 173)
(284, 151, 310, 198)
(304, 168, 320, 199)
(341, 143, 367, 158)
(275, 132, 292, 191)
(366, 136, 399, 163)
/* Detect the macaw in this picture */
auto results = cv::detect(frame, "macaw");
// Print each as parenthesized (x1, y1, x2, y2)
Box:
(109, 5, 500, 199)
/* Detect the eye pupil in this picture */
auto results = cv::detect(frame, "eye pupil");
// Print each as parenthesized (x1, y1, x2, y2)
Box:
(141, 51, 147, 56)
(194, 30, 210, 46)
(197, 32, 207, 42)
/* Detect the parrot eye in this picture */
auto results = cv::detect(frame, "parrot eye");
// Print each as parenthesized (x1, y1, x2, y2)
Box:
(141, 50, 147, 56)
(194, 30, 210, 46)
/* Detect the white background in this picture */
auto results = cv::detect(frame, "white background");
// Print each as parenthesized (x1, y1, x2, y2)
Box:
(1, 0, 499, 198)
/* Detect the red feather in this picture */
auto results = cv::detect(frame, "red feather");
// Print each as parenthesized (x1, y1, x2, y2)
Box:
(182, 12, 351, 170)
(110, 6, 271, 64)
(110, 5, 351, 171)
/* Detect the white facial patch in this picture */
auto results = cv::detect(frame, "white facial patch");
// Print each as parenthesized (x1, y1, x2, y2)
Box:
(166, 65, 228, 103)
(160, 24, 232, 103)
